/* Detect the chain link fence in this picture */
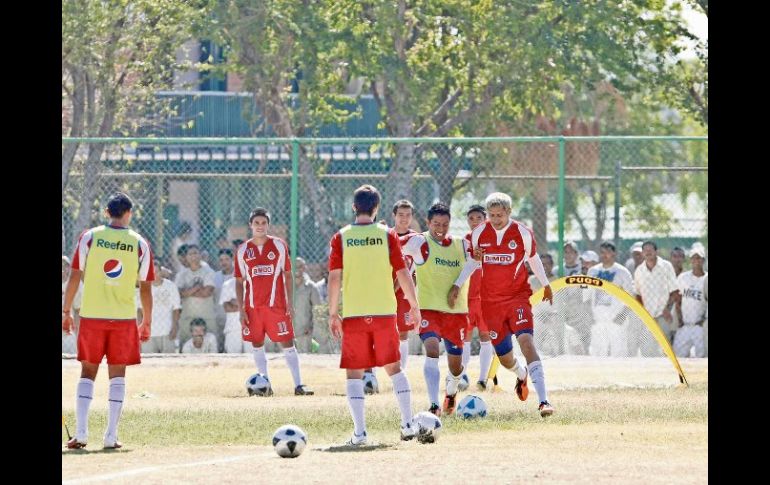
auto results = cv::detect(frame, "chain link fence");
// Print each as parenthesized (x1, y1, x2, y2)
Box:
(62, 136, 707, 359)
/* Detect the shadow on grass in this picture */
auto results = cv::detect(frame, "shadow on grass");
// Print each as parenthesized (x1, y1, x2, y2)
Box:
(315, 443, 396, 453)
(62, 448, 134, 456)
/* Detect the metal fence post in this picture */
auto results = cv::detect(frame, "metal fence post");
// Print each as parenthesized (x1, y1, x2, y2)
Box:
(614, 160, 621, 251)
(557, 136, 566, 277)
(290, 139, 300, 269)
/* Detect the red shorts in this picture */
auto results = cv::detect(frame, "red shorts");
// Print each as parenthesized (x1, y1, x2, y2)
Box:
(77, 318, 141, 366)
(245, 306, 294, 344)
(419, 310, 469, 354)
(340, 316, 400, 369)
(481, 299, 534, 347)
(396, 297, 414, 333)
(465, 298, 489, 335)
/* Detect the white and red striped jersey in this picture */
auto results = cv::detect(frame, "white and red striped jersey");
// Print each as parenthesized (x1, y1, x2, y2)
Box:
(471, 219, 537, 304)
(234, 236, 291, 309)
(393, 229, 418, 299)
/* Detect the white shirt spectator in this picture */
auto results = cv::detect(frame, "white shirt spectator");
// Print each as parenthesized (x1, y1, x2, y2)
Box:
(175, 264, 217, 318)
(588, 262, 635, 307)
(181, 333, 219, 353)
(678, 270, 708, 325)
(135, 279, 181, 337)
(634, 256, 678, 318)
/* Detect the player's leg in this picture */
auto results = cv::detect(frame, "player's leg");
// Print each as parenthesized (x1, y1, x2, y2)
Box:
(266, 308, 312, 395)
(103, 364, 127, 449)
(69, 318, 109, 449)
(102, 320, 142, 448)
(510, 301, 553, 416)
(475, 301, 494, 389)
(461, 324, 472, 383)
(376, 318, 415, 440)
(248, 308, 270, 381)
(441, 314, 467, 415)
(396, 298, 412, 370)
(340, 321, 374, 445)
(422, 335, 442, 415)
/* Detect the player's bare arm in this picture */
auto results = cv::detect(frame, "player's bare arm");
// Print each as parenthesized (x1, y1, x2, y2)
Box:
(62, 268, 83, 334)
(138, 281, 153, 342)
(327, 269, 343, 340)
(395, 268, 421, 329)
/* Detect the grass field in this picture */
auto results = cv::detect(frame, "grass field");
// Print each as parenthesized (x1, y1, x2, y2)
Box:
(62, 354, 707, 484)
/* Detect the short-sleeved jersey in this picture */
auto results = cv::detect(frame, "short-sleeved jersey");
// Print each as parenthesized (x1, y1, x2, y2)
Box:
(465, 232, 482, 300)
(403, 233, 470, 313)
(678, 270, 708, 325)
(471, 220, 536, 304)
(328, 222, 406, 318)
(234, 236, 291, 309)
(72, 224, 154, 320)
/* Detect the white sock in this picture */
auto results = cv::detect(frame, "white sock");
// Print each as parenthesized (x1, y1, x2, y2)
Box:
(445, 367, 463, 396)
(283, 346, 303, 387)
(389, 371, 413, 427)
(346, 379, 366, 436)
(423, 357, 440, 405)
(75, 378, 94, 441)
(478, 341, 494, 383)
(510, 357, 527, 381)
(529, 360, 548, 403)
(105, 377, 126, 442)
(400, 340, 410, 370)
(252, 346, 268, 378)
(461, 344, 471, 374)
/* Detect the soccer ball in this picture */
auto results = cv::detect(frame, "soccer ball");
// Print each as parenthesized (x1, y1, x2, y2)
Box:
(362, 371, 379, 394)
(272, 424, 307, 458)
(412, 411, 442, 444)
(446, 373, 470, 392)
(457, 394, 488, 419)
(245, 373, 272, 396)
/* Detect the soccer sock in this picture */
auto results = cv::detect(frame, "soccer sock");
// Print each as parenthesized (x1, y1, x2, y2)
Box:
(252, 346, 268, 378)
(478, 341, 494, 383)
(510, 357, 528, 381)
(75, 378, 94, 441)
(105, 377, 125, 442)
(529, 360, 548, 403)
(424, 357, 440, 405)
(461, 345, 471, 375)
(389, 371, 413, 427)
(445, 367, 463, 397)
(400, 340, 410, 370)
(346, 379, 366, 436)
(282, 346, 302, 387)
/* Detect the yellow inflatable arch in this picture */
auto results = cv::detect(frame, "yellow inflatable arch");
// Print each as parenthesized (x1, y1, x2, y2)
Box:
(526, 275, 689, 386)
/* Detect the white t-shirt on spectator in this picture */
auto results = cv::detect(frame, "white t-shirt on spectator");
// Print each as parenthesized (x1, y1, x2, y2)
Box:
(181, 333, 218, 353)
(634, 256, 678, 318)
(678, 270, 707, 325)
(136, 279, 181, 337)
(587, 262, 634, 319)
(175, 265, 217, 318)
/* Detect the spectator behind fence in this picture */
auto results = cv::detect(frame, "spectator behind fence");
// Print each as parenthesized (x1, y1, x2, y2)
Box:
(563, 240, 582, 276)
(673, 247, 707, 358)
(181, 319, 218, 353)
(137, 258, 181, 353)
(703, 273, 708, 357)
(586, 242, 634, 357)
(624, 241, 644, 275)
(213, 248, 235, 348)
(62, 255, 83, 354)
(219, 277, 252, 353)
(293, 257, 323, 353)
(669, 246, 686, 339)
(580, 250, 599, 275)
(175, 244, 218, 348)
(560, 241, 591, 354)
(171, 222, 196, 272)
(633, 241, 679, 356)
(529, 253, 564, 356)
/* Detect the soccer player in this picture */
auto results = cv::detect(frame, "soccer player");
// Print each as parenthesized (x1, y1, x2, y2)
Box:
(461, 204, 496, 391)
(363, 199, 418, 393)
(235, 207, 313, 396)
(400, 203, 478, 416)
(62, 192, 154, 449)
(471, 192, 555, 417)
(328, 185, 421, 445)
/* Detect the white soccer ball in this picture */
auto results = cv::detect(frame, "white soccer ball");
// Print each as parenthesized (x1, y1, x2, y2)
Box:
(272, 424, 307, 458)
(445, 373, 470, 392)
(412, 411, 442, 444)
(245, 373, 272, 396)
(362, 371, 379, 394)
(457, 394, 488, 419)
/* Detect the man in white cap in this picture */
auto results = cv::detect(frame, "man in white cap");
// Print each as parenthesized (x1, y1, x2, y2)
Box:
(580, 250, 599, 275)
(624, 241, 644, 275)
(563, 241, 582, 276)
(673, 246, 707, 357)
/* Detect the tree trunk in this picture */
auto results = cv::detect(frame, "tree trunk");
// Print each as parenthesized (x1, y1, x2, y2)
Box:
(62, 66, 85, 194)
(73, 142, 107, 239)
(532, 180, 549, 250)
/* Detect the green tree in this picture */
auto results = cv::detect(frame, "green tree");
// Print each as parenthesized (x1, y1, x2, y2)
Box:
(62, 0, 208, 247)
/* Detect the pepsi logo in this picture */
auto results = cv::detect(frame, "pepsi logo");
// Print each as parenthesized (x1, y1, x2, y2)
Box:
(103, 259, 123, 279)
